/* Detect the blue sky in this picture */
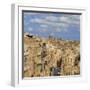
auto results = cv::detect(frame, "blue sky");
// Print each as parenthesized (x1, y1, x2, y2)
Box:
(23, 11, 80, 40)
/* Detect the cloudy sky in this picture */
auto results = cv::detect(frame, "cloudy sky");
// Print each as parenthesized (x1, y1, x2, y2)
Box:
(23, 11, 80, 40)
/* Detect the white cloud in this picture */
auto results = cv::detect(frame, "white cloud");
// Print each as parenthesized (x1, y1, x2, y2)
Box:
(59, 16, 69, 22)
(29, 14, 80, 33)
(30, 18, 42, 23)
(30, 18, 67, 27)
(45, 16, 58, 21)
(40, 24, 48, 28)
(55, 28, 67, 32)
(30, 18, 68, 32)
(59, 15, 80, 25)
(50, 32, 55, 36)
(28, 27, 33, 31)
(41, 29, 48, 32)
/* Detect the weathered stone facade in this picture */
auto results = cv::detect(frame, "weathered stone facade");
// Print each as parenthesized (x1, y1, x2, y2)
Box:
(24, 33, 80, 77)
